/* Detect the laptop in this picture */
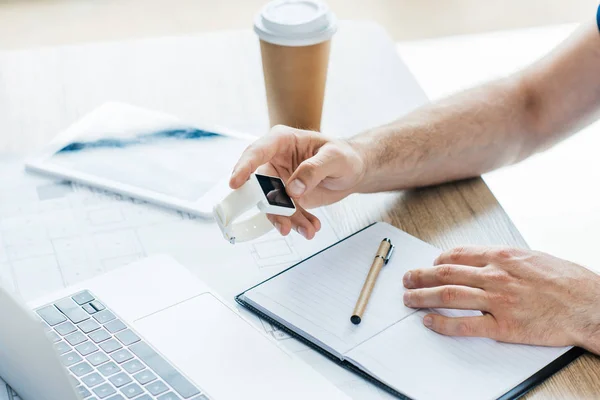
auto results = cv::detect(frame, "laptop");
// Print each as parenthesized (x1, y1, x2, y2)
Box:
(0, 255, 348, 400)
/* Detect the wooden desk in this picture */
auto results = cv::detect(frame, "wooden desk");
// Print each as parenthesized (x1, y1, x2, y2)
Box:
(1, 21, 597, 399)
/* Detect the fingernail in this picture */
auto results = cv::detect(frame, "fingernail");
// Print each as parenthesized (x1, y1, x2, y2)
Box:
(423, 316, 433, 328)
(403, 291, 412, 306)
(403, 271, 412, 287)
(274, 223, 282, 234)
(298, 227, 308, 238)
(288, 180, 306, 197)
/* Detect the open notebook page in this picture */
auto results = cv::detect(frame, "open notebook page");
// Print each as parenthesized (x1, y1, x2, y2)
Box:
(346, 309, 570, 400)
(241, 222, 573, 399)
(241, 222, 442, 356)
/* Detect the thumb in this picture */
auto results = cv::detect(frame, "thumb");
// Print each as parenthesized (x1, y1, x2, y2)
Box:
(286, 145, 343, 198)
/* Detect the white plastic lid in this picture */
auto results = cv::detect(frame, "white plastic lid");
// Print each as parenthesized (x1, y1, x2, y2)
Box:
(254, 0, 337, 47)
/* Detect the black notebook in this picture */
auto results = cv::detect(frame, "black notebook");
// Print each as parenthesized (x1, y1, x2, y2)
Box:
(236, 222, 582, 400)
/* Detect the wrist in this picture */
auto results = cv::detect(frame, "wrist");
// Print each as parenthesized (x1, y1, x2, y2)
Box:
(347, 133, 379, 193)
(573, 274, 600, 353)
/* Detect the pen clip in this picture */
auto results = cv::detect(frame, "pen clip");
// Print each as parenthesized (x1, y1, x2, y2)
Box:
(384, 244, 395, 264)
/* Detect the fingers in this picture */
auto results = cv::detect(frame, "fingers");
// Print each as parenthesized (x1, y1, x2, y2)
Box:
(434, 246, 494, 267)
(403, 265, 486, 289)
(286, 144, 345, 198)
(422, 313, 498, 339)
(266, 214, 292, 236)
(229, 128, 293, 189)
(403, 286, 489, 311)
(266, 208, 321, 239)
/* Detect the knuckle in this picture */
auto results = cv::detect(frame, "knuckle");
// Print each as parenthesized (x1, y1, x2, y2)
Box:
(323, 141, 344, 157)
(456, 322, 472, 336)
(270, 124, 290, 134)
(435, 265, 454, 283)
(440, 287, 458, 305)
(270, 125, 296, 144)
(446, 247, 468, 263)
(299, 162, 319, 180)
(492, 247, 522, 261)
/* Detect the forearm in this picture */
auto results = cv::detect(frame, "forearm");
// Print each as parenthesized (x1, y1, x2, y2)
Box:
(351, 77, 534, 192)
(351, 22, 600, 193)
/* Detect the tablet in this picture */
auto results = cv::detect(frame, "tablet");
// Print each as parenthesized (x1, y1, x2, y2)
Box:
(26, 102, 255, 218)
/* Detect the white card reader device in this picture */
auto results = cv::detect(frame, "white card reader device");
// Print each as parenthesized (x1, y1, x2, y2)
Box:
(213, 173, 296, 244)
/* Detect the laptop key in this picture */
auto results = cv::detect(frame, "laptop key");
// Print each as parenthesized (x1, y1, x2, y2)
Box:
(54, 340, 71, 355)
(92, 383, 117, 399)
(76, 385, 93, 398)
(55, 298, 90, 324)
(91, 300, 106, 311)
(78, 319, 101, 333)
(72, 291, 95, 305)
(89, 328, 111, 343)
(86, 352, 110, 366)
(65, 331, 87, 346)
(129, 342, 200, 398)
(97, 361, 122, 377)
(93, 310, 116, 324)
(106, 396, 125, 400)
(70, 361, 94, 377)
(133, 369, 156, 385)
(133, 396, 151, 400)
(122, 359, 144, 374)
(81, 372, 105, 388)
(61, 351, 83, 367)
(121, 383, 145, 399)
(109, 372, 132, 388)
(158, 392, 181, 400)
(190, 395, 209, 400)
(115, 330, 140, 346)
(105, 319, 127, 333)
(75, 341, 99, 356)
(83, 303, 98, 314)
(37, 305, 67, 326)
(146, 380, 169, 396)
(111, 349, 134, 364)
(99, 339, 123, 353)
(55, 321, 78, 336)
(46, 330, 61, 343)
(69, 373, 80, 387)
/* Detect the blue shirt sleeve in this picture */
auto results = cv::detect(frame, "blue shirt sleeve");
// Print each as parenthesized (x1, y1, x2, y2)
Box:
(597, 4, 600, 31)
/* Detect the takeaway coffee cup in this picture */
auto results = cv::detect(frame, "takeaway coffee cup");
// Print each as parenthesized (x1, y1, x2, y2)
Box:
(254, 0, 337, 131)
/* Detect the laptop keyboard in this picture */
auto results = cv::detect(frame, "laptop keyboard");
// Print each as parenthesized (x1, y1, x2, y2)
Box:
(35, 291, 209, 400)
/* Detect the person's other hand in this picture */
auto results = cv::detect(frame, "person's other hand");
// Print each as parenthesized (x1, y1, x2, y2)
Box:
(402, 246, 600, 352)
(230, 125, 366, 239)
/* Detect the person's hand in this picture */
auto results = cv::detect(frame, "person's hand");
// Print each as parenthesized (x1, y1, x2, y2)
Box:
(402, 246, 600, 352)
(230, 125, 366, 239)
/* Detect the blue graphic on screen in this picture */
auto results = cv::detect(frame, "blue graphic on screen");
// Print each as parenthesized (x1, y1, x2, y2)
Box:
(57, 128, 221, 153)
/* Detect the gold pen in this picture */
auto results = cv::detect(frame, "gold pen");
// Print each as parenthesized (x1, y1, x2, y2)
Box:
(351, 238, 395, 325)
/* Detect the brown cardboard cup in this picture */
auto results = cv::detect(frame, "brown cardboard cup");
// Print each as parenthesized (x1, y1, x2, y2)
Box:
(254, 1, 337, 131)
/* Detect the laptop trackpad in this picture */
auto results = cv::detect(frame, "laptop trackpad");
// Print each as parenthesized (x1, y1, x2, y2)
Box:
(133, 293, 314, 400)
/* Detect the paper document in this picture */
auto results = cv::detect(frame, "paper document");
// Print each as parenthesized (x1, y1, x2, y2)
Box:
(0, 156, 393, 399)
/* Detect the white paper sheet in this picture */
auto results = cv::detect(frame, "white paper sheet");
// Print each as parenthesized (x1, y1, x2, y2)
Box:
(0, 378, 18, 400)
